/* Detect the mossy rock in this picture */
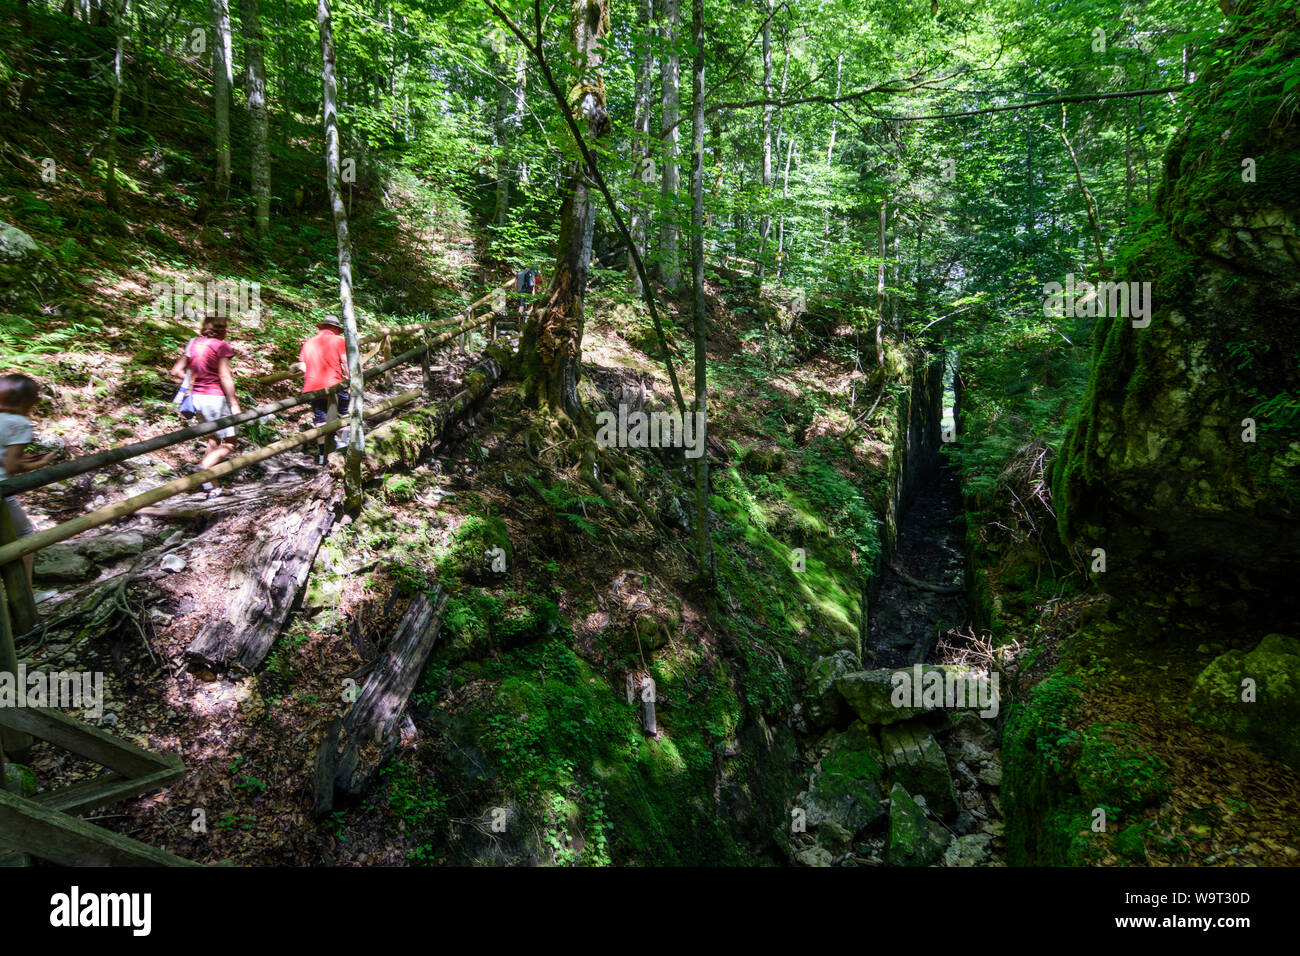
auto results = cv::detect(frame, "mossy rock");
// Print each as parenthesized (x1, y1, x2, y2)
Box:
(4, 762, 37, 797)
(1113, 823, 1150, 864)
(880, 720, 958, 817)
(740, 445, 786, 475)
(885, 782, 949, 866)
(101, 211, 131, 238)
(1187, 633, 1300, 770)
(801, 722, 887, 834)
(439, 515, 512, 583)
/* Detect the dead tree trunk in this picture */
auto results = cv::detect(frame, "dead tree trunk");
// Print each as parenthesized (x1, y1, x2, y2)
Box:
(185, 476, 336, 672)
(314, 587, 447, 813)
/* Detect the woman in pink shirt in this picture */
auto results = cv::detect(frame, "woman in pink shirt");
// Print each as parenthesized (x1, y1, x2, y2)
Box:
(171, 316, 241, 496)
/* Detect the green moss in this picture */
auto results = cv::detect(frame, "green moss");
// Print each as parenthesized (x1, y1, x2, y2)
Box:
(1076, 722, 1170, 811)
(1002, 666, 1090, 865)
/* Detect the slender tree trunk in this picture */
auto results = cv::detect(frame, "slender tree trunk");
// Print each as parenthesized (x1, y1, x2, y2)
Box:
(1025, 106, 1034, 244)
(628, 0, 654, 294)
(689, 0, 713, 583)
(318, 0, 365, 509)
(1057, 106, 1104, 275)
(210, 0, 233, 199)
(493, 46, 525, 229)
(518, 0, 610, 417)
(775, 134, 792, 276)
(105, 0, 128, 212)
(240, 0, 271, 244)
(657, 0, 681, 290)
(756, 0, 772, 280)
(875, 203, 886, 365)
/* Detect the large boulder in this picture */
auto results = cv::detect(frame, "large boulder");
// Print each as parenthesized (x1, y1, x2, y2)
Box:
(1187, 634, 1300, 769)
(886, 783, 949, 867)
(77, 530, 146, 564)
(804, 649, 859, 727)
(799, 722, 887, 834)
(0, 221, 66, 313)
(1053, 1, 1300, 620)
(835, 664, 988, 725)
(33, 544, 94, 585)
(880, 720, 958, 817)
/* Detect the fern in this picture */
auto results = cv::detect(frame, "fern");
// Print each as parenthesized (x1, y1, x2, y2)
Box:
(525, 475, 605, 538)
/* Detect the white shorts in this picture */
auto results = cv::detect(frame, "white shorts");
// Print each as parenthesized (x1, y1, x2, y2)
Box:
(193, 394, 236, 440)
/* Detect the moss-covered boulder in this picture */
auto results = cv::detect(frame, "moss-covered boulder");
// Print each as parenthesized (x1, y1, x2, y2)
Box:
(886, 782, 949, 866)
(740, 445, 785, 475)
(880, 720, 958, 817)
(0, 221, 66, 313)
(803, 649, 858, 727)
(1054, 1, 1300, 617)
(800, 722, 887, 834)
(1187, 633, 1300, 769)
(835, 664, 982, 725)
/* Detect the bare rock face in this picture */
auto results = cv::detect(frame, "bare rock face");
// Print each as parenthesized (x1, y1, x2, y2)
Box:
(1054, 0, 1300, 621)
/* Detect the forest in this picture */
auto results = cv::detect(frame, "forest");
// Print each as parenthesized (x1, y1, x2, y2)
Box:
(0, 0, 1296, 890)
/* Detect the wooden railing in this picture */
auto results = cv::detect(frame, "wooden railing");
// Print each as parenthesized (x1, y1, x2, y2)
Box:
(0, 283, 512, 636)
(0, 281, 521, 866)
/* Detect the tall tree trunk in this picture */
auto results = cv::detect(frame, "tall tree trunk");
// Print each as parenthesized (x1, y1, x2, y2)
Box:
(210, 0, 233, 199)
(105, 0, 128, 212)
(517, 0, 610, 418)
(657, 0, 681, 290)
(775, 134, 792, 277)
(627, 0, 654, 294)
(493, 45, 525, 229)
(756, 0, 772, 280)
(240, 0, 270, 244)
(689, 0, 713, 583)
(1057, 105, 1104, 276)
(875, 203, 886, 365)
(318, 0, 365, 509)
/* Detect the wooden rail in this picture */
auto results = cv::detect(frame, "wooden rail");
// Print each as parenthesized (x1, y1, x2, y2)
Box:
(0, 306, 493, 499)
(0, 286, 516, 867)
(250, 280, 512, 386)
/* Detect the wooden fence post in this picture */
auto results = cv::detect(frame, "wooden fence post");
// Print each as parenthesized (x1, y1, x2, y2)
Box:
(381, 333, 393, 387)
(421, 333, 435, 395)
(0, 507, 36, 637)
(461, 308, 470, 355)
(0, 588, 34, 758)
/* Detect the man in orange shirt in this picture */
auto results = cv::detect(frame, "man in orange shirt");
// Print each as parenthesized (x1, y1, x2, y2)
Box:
(292, 315, 349, 464)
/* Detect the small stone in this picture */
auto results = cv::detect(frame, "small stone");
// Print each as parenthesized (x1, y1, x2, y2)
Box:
(160, 554, 187, 573)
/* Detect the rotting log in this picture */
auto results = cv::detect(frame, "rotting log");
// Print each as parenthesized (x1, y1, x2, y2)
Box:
(363, 356, 503, 477)
(315, 587, 447, 813)
(185, 474, 337, 673)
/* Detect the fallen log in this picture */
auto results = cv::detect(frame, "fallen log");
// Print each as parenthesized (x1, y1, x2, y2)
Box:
(314, 587, 448, 814)
(185, 474, 336, 673)
(362, 355, 504, 477)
